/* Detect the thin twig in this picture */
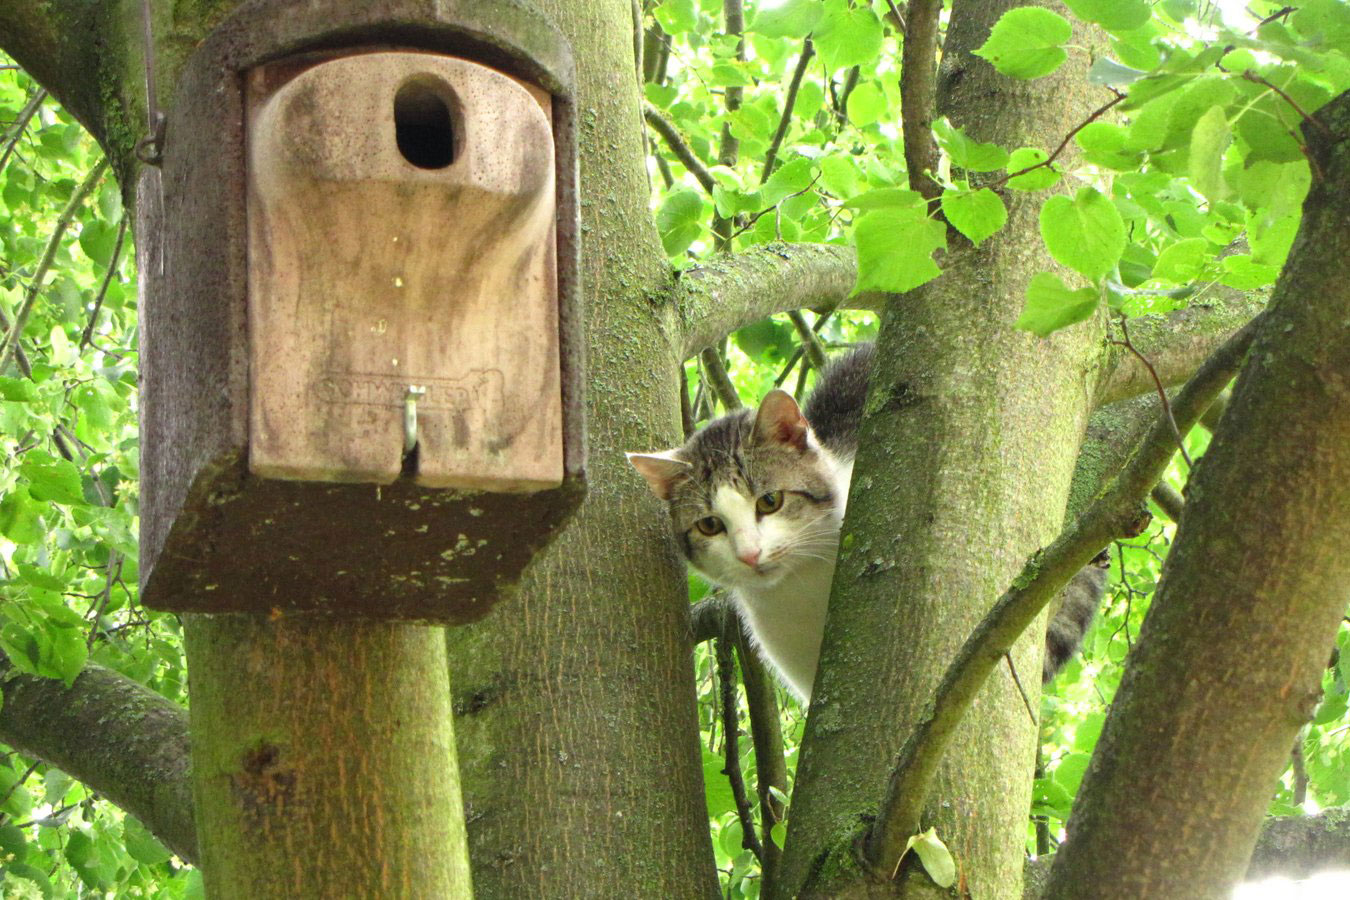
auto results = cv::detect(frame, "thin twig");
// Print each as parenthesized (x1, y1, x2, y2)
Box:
(700, 347, 743, 410)
(680, 366, 697, 438)
(0, 88, 47, 175)
(1113, 315, 1194, 468)
(1242, 70, 1333, 137)
(787, 310, 828, 370)
(0, 158, 109, 375)
(1150, 482, 1186, 523)
(863, 315, 1263, 877)
(900, 0, 943, 203)
(1290, 731, 1308, 807)
(0, 308, 33, 378)
(762, 39, 815, 182)
(716, 634, 765, 866)
(1004, 652, 1037, 725)
(987, 91, 1126, 190)
(644, 105, 717, 195)
(733, 629, 787, 892)
(79, 216, 129, 350)
(711, 0, 747, 251)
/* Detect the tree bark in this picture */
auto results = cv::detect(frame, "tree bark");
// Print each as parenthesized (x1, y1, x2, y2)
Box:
(443, 0, 722, 896)
(1043, 90, 1350, 899)
(776, 3, 1110, 896)
(186, 618, 470, 897)
(0, 658, 195, 864)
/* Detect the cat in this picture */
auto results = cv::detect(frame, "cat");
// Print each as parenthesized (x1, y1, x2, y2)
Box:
(628, 343, 1106, 702)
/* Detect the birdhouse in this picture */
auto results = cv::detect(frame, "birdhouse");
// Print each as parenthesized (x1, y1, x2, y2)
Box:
(137, 3, 584, 623)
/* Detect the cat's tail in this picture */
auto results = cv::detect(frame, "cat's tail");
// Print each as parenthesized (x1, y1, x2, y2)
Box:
(1042, 557, 1110, 683)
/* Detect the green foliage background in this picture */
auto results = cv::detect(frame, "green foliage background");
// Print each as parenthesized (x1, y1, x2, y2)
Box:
(1, 0, 1348, 895)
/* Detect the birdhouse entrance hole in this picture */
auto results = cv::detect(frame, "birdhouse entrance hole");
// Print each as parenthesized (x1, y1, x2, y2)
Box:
(394, 78, 458, 169)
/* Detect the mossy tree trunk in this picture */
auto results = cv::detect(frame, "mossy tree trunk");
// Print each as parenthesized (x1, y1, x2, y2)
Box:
(442, 1, 722, 896)
(777, 3, 1109, 896)
(1042, 89, 1350, 900)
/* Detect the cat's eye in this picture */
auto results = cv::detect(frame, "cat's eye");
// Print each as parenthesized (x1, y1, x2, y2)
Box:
(756, 491, 784, 514)
(695, 516, 725, 536)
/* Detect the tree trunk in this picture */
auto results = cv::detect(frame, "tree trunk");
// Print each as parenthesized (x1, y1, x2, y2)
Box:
(777, 3, 1108, 896)
(444, 0, 722, 896)
(185, 618, 470, 897)
(1042, 89, 1350, 900)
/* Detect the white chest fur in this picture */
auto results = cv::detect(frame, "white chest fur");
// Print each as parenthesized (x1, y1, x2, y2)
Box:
(732, 552, 836, 701)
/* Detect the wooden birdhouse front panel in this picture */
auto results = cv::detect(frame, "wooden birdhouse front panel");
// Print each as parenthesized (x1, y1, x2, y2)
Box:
(246, 52, 563, 491)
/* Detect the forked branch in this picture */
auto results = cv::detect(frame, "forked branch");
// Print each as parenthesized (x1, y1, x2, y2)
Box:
(863, 314, 1263, 876)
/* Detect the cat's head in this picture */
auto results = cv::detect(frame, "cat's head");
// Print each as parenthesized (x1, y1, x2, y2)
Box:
(627, 390, 847, 591)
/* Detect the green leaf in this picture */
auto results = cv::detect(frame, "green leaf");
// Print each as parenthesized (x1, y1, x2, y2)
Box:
(770, 821, 787, 850)
(846, 81, 888, 127)
(123, 817, 173, 866)
(973, 8, 1071, 80)
(932, 118, 1009, 172)
(818, 155, 863, 199)
(1188, 105, 1231, 203)
(750, 0, 824, 39)
(0, 821, 27, 862)
(653, 0, 697, 34)
(1075, 122, 1140, 170)
(19, 456, 86, 506)
(655, 189, 705, 257)
(702, 748, 736, 818)
(1152, 237, 1210, 283)
(1005, 147, 1060, 191)
(853, 207, 946, 295)
(1088, 57, 1148, 86)
(77, 218, 118, 266)
(1015, 272, 1099, 337)
(905, 828, 956, 889)
(941, 188, 1007, 246)
(0, 491, 45, 544)
(1220, 254, 1280, 289)
(761, 158, 816, 205)
(843, 188, 925, 210)
(814, 0, 883, 71)
(1052, 752, 1093, 795)
(1032, 777, 1075, 818)
(735, 318, 795, 362)
(1039, 187, 1126, 280)
(1063, 0, 1151, 32)
(0, 376, 37, 402)
(16, 564, 67, 593)
(43, 621, 88, 687)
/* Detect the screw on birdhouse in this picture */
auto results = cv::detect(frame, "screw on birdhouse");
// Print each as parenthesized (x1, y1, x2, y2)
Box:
(404, 385, 427, 455)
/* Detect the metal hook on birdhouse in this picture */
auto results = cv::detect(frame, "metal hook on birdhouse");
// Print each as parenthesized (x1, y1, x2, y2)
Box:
(403, 385, 427, 455)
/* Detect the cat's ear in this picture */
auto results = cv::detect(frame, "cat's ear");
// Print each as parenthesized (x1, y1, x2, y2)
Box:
(626, 450, 691, 500)
(753, 390, 810, 451)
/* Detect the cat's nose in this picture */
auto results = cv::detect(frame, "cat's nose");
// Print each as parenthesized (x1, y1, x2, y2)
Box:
(737, 548, 761, 567)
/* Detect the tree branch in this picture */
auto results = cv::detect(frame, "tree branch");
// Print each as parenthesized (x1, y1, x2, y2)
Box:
(0, 2, 109, 145)
(900, 0, 942, 203)
(734, 631, 787, 894)
(762, 39, 813, 182)
(0, 658, 196, 864)
(1093, 285, 1267, 407)
(1043, 92, 1350, 897)
(1025, 807, 1350, 897)
(700, 347, 743, 410)
(644, 104, 717, 195)
(716, 634, 765, 866)
(864, 315, 1263, 876)
(0, 158, 108, 375)
(674, 243, 878, 359)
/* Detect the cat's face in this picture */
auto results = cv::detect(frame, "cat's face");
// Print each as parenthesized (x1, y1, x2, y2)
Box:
(628, 391, 847, 591)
